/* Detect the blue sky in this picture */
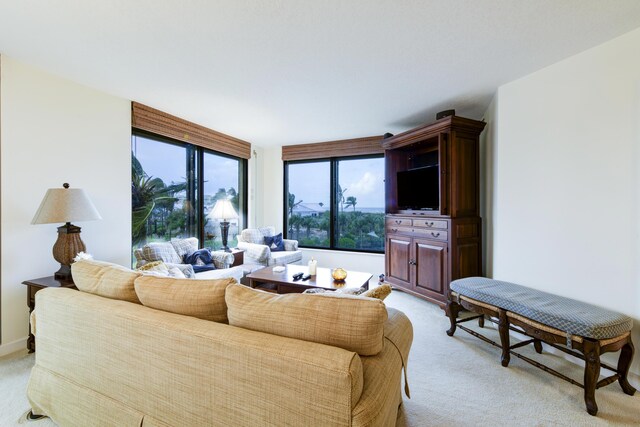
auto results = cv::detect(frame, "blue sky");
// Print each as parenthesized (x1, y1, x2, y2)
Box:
(288, 158, 384, 208)
(133, 135, 239, 195)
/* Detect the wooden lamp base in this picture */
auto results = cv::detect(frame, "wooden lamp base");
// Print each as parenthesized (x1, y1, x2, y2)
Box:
(52, 222, 85, 281)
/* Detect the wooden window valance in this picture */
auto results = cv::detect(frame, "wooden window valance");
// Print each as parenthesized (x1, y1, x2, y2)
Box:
(281, 136, 385, 161)
(131, 102, 251, 159)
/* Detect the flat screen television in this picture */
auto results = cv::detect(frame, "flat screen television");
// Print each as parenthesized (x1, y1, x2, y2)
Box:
(397, 166, 439, 210)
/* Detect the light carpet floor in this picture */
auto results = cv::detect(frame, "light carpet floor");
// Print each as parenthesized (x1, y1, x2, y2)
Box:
(1, 289, 639, 426)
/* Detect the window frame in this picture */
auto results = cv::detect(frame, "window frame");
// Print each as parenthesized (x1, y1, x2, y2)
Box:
(283, 153, 385, 254)
(132, 129, 248, 252)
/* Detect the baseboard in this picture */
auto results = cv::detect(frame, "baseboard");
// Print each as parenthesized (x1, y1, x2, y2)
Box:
(0, 337, 27, 357)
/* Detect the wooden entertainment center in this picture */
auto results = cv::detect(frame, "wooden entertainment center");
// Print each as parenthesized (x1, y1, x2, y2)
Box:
(382, 115, 486, 306)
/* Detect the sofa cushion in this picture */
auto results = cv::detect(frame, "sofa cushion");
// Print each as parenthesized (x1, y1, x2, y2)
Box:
(141, 242, 182, 264)
(270, 250, 302, 265)
(134, 276, 236, 323)
(241, 228, 265, 244)
(171, 237, 198, 258)
(71, 259, 141, 304)
(226, 284, 387, 355)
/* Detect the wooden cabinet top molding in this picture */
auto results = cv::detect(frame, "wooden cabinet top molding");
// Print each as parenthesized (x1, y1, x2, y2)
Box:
(382, 115, 486, 150)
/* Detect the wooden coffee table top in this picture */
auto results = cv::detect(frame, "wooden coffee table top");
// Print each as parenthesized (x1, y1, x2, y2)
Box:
(247, 264, 372, 293)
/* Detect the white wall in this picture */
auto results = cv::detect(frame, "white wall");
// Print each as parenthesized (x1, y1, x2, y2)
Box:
(257, 146, 385, 280)
(484, 28, 640, 375)
(0, 56, 131, 355)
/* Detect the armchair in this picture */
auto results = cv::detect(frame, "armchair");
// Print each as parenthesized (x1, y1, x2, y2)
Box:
(236, 226, 302, 266)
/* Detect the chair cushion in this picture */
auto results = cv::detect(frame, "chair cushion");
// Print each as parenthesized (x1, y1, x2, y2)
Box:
(171, 237, 198, 258)
(225, 284, 387, 355)
(141, 242, 181, 264)
(270, 250, 302, 265)
(134, 276, 236, 323)
(241, 228, 265, 244)
(71, 259, 141, 304)
(450, 277, 634, 339)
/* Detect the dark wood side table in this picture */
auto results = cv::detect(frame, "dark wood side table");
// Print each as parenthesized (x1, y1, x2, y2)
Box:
(22, 276, 76, 353)
(230, 249, 244, 267)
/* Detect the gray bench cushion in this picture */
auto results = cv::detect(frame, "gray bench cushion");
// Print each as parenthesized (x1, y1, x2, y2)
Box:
(450, 277, 633, 340)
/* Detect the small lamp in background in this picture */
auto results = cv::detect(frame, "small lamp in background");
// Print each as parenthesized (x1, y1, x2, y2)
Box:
(31, 183, 102, 281)
(209, 199, 238, 252)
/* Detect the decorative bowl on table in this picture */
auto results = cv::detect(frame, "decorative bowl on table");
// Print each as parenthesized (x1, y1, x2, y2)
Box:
(331, 267, 347, 282)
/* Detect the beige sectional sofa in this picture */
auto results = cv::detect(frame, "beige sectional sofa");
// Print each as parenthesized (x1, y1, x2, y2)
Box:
(27, 260, 413, 426)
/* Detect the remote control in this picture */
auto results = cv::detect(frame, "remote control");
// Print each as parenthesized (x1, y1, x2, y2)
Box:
(301, 275, 311, 281)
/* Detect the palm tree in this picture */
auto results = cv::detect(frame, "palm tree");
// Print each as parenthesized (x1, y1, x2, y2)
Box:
(345, 196, 357, 212)
(288, 192, 303, 218)
(337, 185, 347, 213)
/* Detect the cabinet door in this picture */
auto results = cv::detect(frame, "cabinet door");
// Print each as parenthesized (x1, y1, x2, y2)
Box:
(386, 234, 412, 289)
(413, 238, 448, 298)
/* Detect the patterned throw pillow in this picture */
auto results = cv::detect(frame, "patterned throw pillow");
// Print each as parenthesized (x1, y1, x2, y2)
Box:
(263, 233, 285, 252)
(137, 261, 168, 272)
(362, 283, 392, 301)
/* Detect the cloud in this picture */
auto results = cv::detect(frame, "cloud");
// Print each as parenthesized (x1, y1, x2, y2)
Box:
(350, 172, 379, 195)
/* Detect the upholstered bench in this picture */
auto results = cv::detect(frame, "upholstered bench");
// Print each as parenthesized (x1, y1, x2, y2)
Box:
(445, 277, 636, 416)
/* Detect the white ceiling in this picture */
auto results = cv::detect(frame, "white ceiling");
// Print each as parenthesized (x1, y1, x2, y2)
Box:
(1, 1, 640, 146)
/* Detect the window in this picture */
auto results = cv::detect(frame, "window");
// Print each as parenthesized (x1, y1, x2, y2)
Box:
(286, 161, 331, 248)
(284, 155, 385, 253)
(202, 150, 245, 249)
(132, 132, 246, 256)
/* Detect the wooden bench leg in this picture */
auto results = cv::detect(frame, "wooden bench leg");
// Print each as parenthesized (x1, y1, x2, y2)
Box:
(478, 316, 485, 328)
(617, 339, 636, 396)
(582, 339, 601, 416)
(445, 299, 461, 336)
(533, 339, 543, 354)
(498, 309, 510, 367)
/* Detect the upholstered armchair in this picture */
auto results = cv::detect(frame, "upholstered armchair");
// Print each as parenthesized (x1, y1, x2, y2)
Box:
(133, 237, 244, 281)
(236, 226, 302, 266)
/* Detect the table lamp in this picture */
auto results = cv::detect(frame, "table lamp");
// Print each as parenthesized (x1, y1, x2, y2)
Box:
(31, 183, 102, 281)
(210, 199, 238, 252)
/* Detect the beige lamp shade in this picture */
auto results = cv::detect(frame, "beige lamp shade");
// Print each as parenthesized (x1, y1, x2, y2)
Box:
(32, 184, 102, 225)
(209, 199, 238, 221)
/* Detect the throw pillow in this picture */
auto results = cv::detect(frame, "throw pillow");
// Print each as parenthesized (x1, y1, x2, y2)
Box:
(362, 283, 392, 301)
(226, 284, 387, 356)
(71, 259, 142, 304)
(134, 276, 237, 323)
(167, 267, 186, 278)
(136, 260, 169, 273)
(263, 233, 285, 252)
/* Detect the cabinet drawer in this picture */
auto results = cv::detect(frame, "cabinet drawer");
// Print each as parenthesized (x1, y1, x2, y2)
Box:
(412, 228, 448, 241)
(412, 219, 448, 229)
(386, 226, 414, 235)
(386, 218, 412, 227)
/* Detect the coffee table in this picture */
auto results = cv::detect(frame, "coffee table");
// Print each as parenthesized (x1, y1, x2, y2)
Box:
(246, 264, 372, 294)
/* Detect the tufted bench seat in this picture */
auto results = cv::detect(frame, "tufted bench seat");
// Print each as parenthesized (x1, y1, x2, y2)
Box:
(446, 277, 636, 416)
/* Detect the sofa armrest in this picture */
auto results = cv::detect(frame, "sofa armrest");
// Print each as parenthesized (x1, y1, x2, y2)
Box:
(237, 241, 271, 264)
(283, 239, 298, 251)
(210, 251, 234, 269)
(384, 307, 413, 398)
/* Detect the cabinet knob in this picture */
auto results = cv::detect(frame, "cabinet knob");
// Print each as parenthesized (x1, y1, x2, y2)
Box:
(391, 228, 398, 232)
(425, 221, 434, 227)
(395, 220, 401, 224)
(431, 232, 440, 238)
